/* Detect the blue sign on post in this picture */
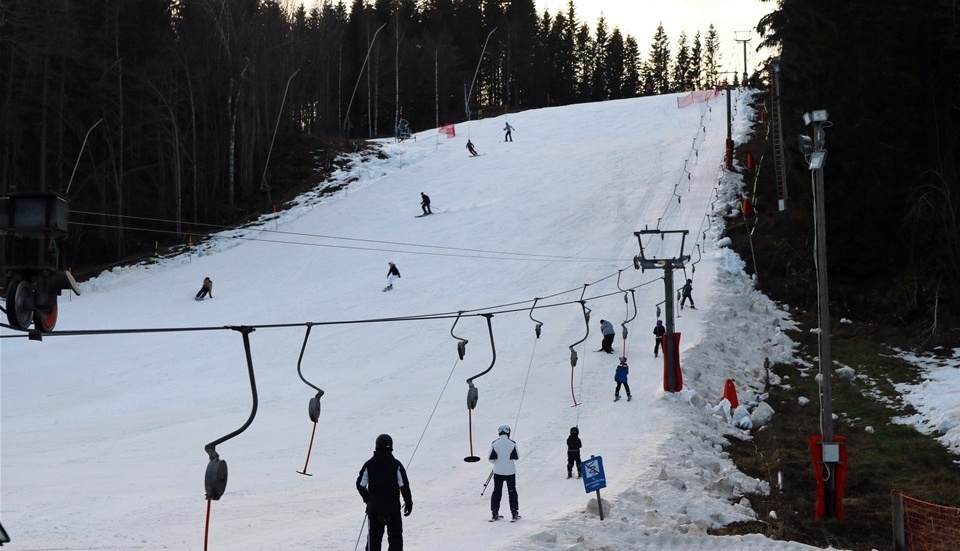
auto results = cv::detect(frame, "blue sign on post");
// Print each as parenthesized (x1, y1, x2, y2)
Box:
(581, 455, 606, 493)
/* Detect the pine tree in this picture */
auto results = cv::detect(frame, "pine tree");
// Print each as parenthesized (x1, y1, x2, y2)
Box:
(647, 23, 671, 94)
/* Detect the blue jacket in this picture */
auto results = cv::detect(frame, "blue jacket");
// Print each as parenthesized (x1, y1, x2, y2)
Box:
(600, 320, 615, 336)
(615, 363, 629, 383)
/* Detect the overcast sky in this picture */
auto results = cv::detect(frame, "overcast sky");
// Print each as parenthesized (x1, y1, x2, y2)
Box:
(536, 0, 776, 76)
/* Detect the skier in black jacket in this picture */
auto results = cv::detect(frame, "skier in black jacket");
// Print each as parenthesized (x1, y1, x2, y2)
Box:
(356, 434, 413, 551)
(653, 319, 666, 358)
(566, 426, 582, 479)
(384, 262, 401, 291)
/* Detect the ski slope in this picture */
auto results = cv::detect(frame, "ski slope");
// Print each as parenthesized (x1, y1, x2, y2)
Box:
(1, 91, 842, 550)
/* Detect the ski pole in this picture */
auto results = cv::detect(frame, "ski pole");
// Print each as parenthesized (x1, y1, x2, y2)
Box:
(353, 514, 368, 551)
(480, 469, 494, 496)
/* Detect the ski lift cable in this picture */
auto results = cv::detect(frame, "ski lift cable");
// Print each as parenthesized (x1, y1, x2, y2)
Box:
(0, 279, 668, 341)
(512, 300, 542, 435)
(72, 221, 621, 264)
(0, 277, 666, 342)
(406, 354, 461, 471)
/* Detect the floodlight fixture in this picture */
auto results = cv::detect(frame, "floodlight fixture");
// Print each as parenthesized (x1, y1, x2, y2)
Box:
(808, 151, 827, 170)
(803, 110, 829, 126)
(798, 134, 814, 155)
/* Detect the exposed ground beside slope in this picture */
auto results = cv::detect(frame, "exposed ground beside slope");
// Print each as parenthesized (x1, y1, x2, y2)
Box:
(712, 99, 960, 550)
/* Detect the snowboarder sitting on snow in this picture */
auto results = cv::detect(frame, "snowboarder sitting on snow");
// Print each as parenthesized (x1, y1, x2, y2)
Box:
(356, 434, 413, 551)
(653, 319, 666, 358)
(384, 262, 401, 291)
(566, 426, 582, 479)
(195, 277, 213, 300)
(599, 319, 616, 353)
(503, 122, 514, 142)
(680, 278, 695, 309)
(420, 192, 432, 215)
(615, 356, 632, 401)
(466, 139, 478, 156)
(489, 424, 520, 522)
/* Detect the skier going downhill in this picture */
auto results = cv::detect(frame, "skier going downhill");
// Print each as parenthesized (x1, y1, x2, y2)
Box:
(384, 262, 401, 291)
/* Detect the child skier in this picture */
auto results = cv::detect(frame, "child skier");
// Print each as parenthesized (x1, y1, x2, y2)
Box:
(566, 426, 582, 479)
(614, 356, 632, 401)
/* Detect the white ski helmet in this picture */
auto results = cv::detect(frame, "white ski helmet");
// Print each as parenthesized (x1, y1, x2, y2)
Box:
(498, 424, 511, 436)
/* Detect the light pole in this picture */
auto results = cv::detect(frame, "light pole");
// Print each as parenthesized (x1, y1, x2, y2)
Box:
(800, 109, 840, 518)
(465, 28, 497, 122)
(735, 31, 751, 86)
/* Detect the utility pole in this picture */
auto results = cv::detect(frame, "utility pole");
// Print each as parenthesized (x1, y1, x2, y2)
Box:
(801, 109, 841, 519)
(734, 31, 751, 86)
(632, 228, 691, 392)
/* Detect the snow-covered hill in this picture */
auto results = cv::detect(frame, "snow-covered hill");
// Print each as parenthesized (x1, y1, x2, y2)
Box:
(2, 91, 843, 550)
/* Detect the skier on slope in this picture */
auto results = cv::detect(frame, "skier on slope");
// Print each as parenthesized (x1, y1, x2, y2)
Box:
(489, 424, 520, 522)
(384, 262, 401, 291)
(195, 277, 213, 300)
(503, 122, 514, 142)
(420, 192, 432, 215)
(614, 356, 632, 401)
(466, 139, 479, 156)
(653, 319, 666, 358)
(356, 434, 413, 551)
(680, 279, 695, 309)
(566, 426, 582, 479)
(599, 319, 616, 353)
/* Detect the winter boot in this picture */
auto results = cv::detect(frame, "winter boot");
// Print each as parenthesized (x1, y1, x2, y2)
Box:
(511, 511, 520, 521)
(627, 394, 633, 401)
(614, 394, 620, 402)
(567, 471, 572, 479)
(491, 511, 500, 521)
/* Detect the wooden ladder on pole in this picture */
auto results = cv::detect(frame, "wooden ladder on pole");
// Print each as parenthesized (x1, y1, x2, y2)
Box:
(770, 59, 788, 212)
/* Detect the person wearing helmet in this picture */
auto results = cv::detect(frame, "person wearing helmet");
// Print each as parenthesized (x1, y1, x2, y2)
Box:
(356, 434, 413, 551)
(653, 319, 666, 358)
(680, 278, 695, 309)
(420, 192, 432, 215)
(488, 424, 520, 521)
(614, 356, 632, 402)
(599, 319, 616, 353)
(384, 262, 401, 292)
(566, 427, 582, 479)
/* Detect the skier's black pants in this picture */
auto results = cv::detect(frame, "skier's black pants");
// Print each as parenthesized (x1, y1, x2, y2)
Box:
(366, 512, 404, 551)
(601, 334, 614, 352)
(615, 382, 631, 396)
(491, 473, 519, 514)
(654, 336, 663, 356)
(680, 295, 693, 307)
(567, 451, 582, 476)
(196, 288, 209, 299)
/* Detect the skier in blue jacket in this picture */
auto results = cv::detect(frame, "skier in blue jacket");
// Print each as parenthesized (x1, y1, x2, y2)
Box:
(614, 356, 632, 401)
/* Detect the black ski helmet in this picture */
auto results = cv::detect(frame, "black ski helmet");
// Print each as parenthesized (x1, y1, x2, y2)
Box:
(375, 434, 393, 451)
(570, 426, 579, 435)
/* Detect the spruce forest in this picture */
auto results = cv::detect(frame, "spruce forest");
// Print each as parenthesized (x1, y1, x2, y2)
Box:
(1, 0, 959, 331)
